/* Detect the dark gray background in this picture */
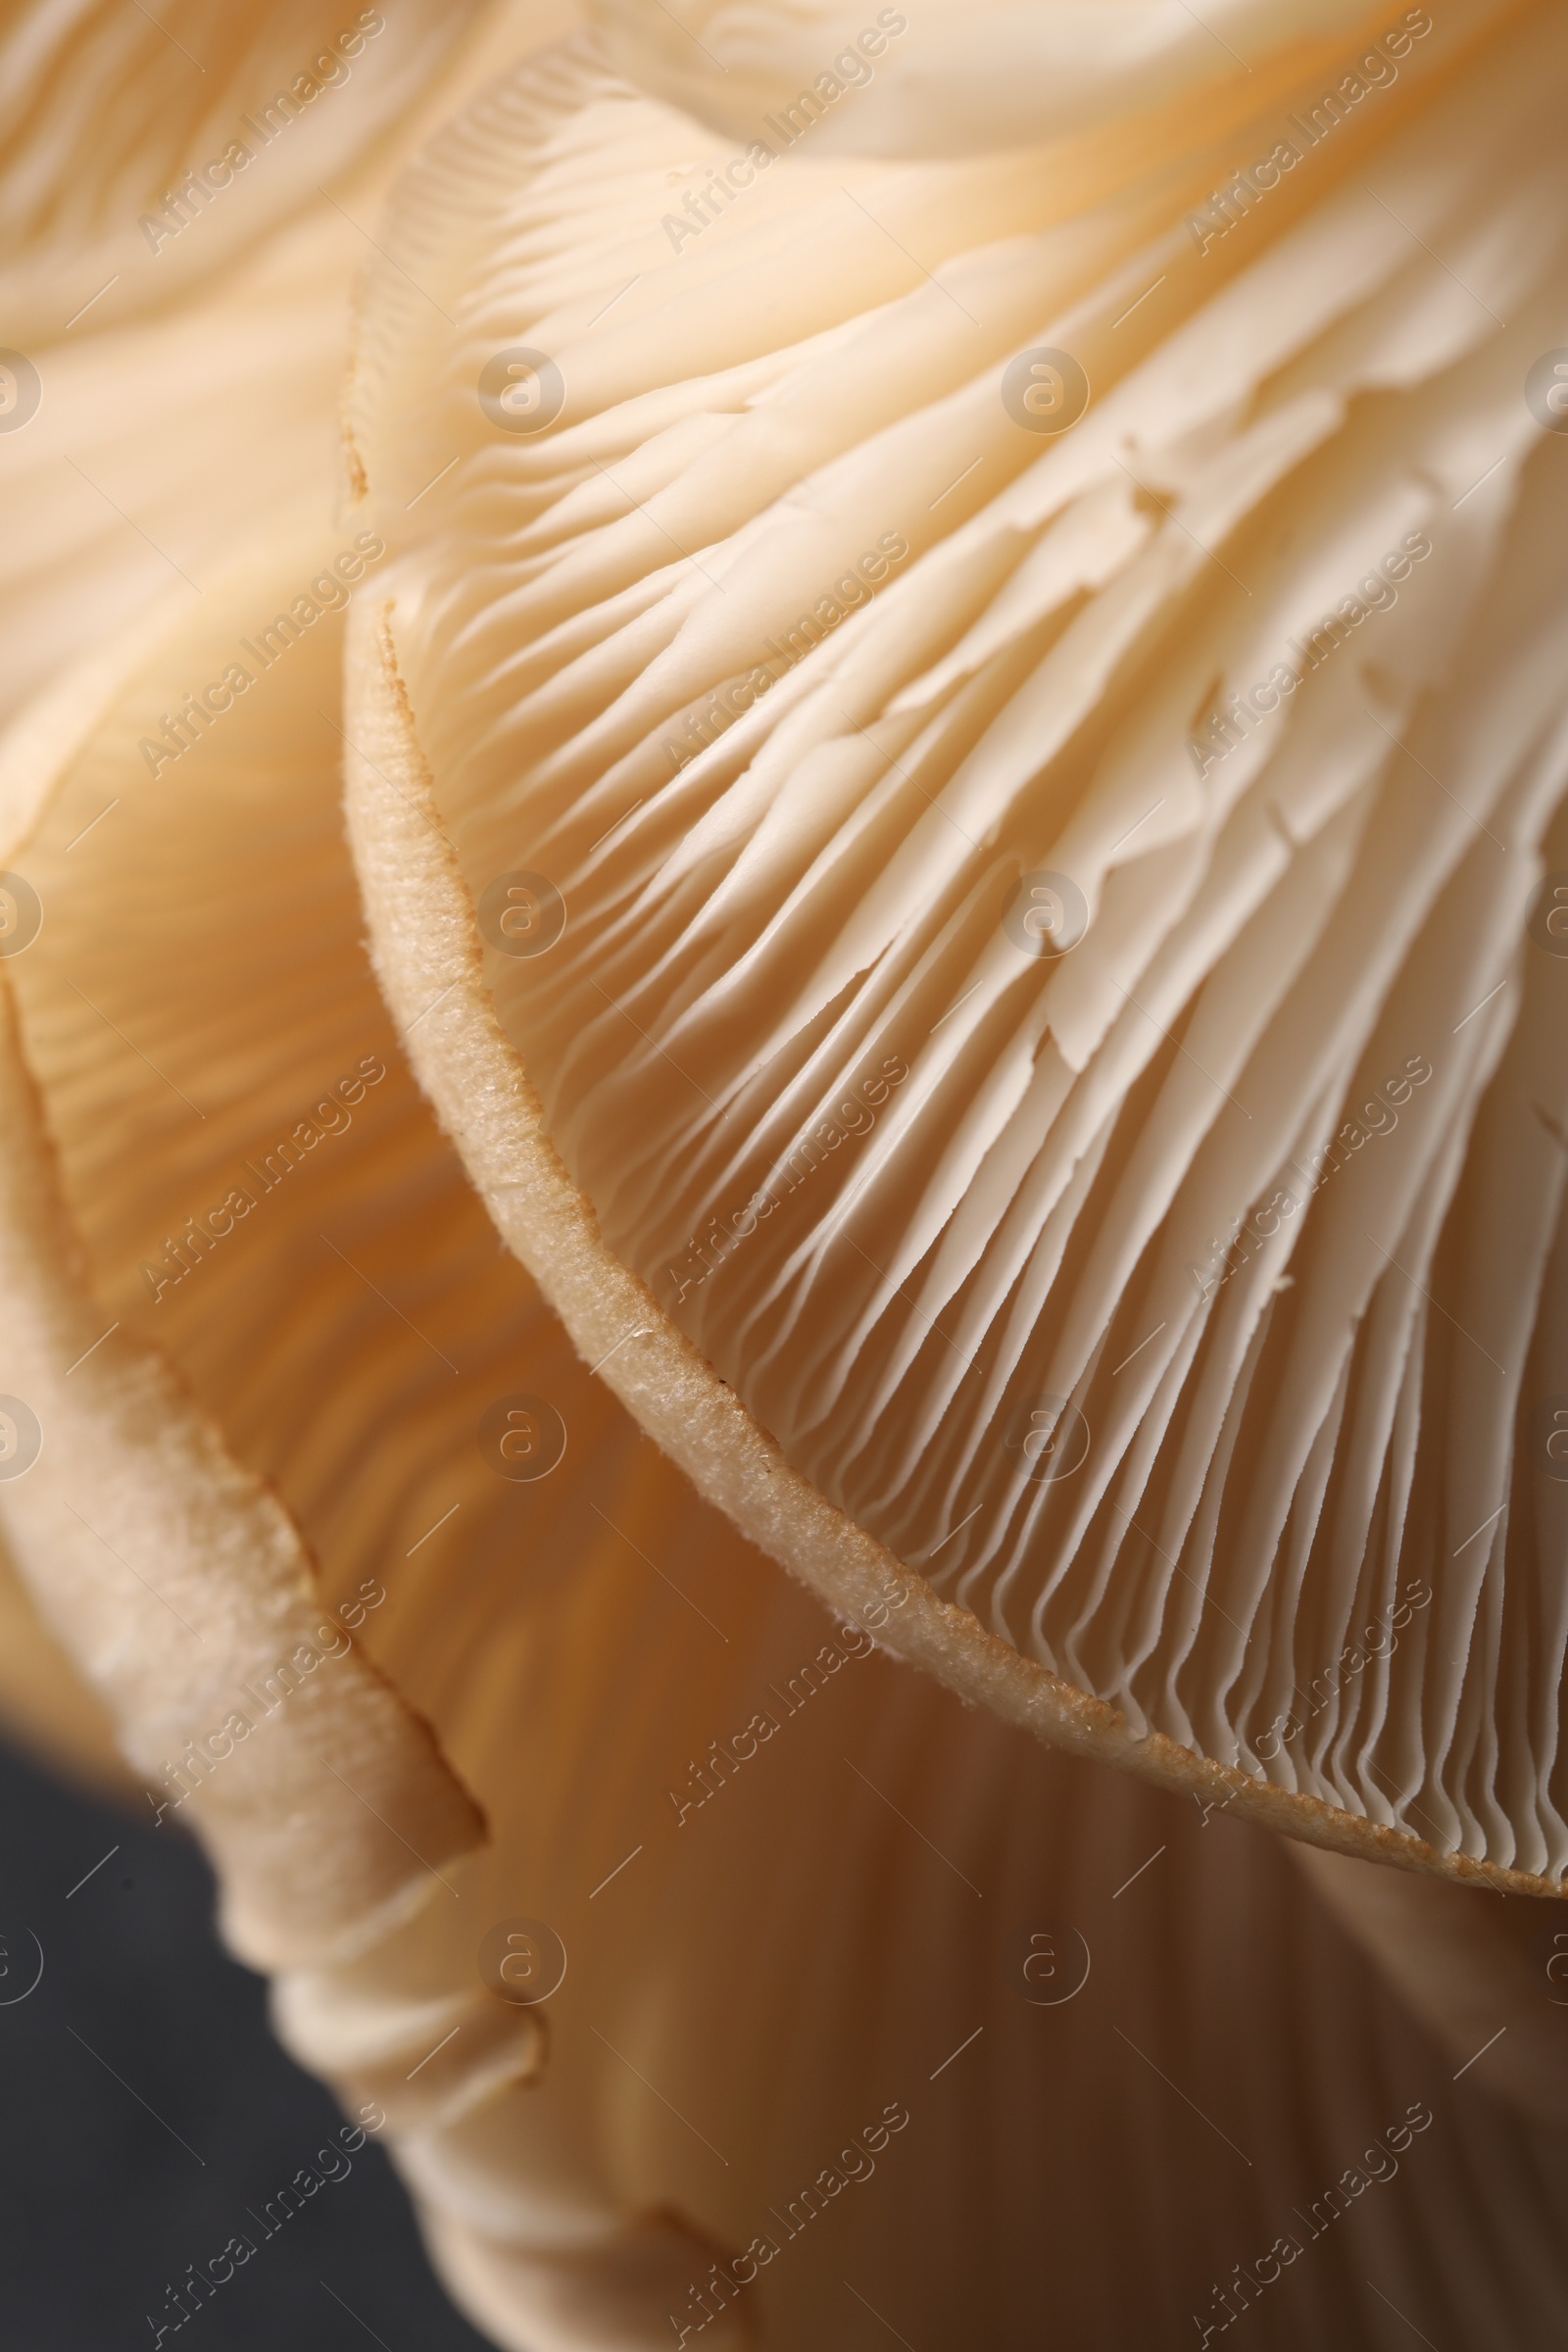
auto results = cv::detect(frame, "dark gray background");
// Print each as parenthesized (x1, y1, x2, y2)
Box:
(0, 1735, 495, 2349)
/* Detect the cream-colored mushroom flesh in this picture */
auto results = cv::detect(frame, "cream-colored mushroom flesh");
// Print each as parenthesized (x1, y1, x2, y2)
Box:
(4, 438, 1566, 2352)
(2, 5, 1568, 2348)
(343, 2, 1568, 1889)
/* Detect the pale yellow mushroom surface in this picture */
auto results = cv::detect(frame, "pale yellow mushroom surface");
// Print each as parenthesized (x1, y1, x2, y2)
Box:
(1, 4, 1566, 2348)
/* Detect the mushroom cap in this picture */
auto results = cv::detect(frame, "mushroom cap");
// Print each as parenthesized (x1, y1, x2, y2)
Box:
(6, 495, 1566, 2346)
(1, 6, 1566, 2344)
(0, 0, 491, 348)
(587, 0, 1400, 157)
(343, 3, 1568, 1889)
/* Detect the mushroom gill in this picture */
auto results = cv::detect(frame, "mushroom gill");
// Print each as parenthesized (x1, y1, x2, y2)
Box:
(0, 4, 1566, 2349)
(343, 0, 1568, 1887)
(0, 0, 572, 727)
(22, 528, 1568, 2349)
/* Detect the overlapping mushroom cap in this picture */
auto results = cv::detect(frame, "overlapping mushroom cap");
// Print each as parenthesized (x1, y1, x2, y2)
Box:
(2, 3, 1567, 2349)
(589, 0, 1399, 154)
(344, 0, 1568, 1886)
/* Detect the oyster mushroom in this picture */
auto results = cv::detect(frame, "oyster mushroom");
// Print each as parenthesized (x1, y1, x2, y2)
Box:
(589, 0, 1412, 156)
(0, 2, 1566, 2348)
(344, 2, 1568, 1887)
(0, 0, 573, 725)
